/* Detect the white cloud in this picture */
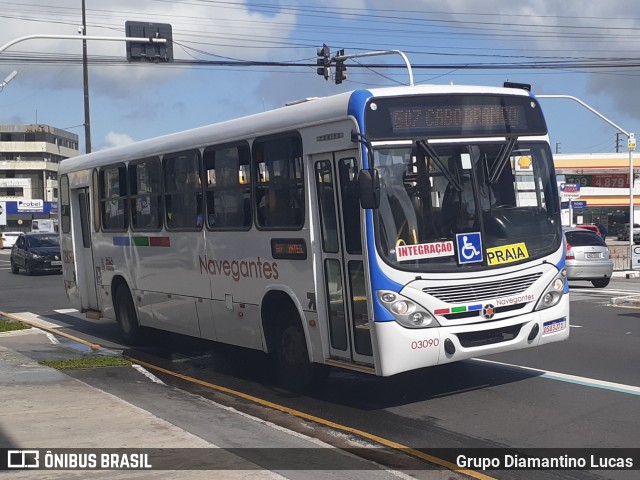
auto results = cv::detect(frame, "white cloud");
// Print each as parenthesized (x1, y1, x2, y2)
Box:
(103, 131, 133, 148)
(0, 0, 298, 96)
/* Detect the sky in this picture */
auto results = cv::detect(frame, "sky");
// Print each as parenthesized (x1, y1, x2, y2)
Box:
(1, 0, 640, 154)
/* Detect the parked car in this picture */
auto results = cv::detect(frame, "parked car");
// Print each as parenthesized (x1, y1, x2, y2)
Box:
(616, 222, 640, 242)
(563, 227, 613, 288)
(1, 231, 22, 249)
(10, 232, 62, 275)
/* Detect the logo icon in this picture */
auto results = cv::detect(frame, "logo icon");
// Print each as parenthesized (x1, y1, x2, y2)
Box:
(7, 450, 39, 469)
(481, 304, 495, 320)
(455, 232, 483, 264)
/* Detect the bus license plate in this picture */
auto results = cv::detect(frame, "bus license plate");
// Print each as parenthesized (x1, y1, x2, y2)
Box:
(543, 318, 566, 335)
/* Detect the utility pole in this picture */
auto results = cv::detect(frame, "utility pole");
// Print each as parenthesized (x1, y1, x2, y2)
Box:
(82, 0, 91, 153)
(616, 132, 623, 153)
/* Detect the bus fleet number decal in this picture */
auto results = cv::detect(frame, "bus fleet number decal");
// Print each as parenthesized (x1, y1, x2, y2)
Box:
(411, 338, 439, 350)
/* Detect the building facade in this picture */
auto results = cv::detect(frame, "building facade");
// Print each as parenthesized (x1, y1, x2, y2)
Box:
(0, 124, 79, 232)
(555, 152, 640, 238)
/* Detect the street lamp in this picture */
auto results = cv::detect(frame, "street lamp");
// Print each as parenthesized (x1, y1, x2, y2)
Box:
(0, 70, 17, 91)
(537, 94, 636, 270)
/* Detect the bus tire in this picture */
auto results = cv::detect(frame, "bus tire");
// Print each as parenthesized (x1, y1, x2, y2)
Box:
(114, 285, 142, 345)
(276, 307, 329, 391)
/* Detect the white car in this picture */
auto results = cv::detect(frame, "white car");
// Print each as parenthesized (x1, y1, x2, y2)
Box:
(1, 231, 22, 249)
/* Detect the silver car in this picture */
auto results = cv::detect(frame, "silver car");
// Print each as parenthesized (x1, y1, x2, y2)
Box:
(563, 227, 613, 288)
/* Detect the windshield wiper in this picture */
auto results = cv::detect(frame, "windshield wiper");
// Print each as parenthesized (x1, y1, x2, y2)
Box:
(489, 136, 517, 184)
(416, 140, 462, 192)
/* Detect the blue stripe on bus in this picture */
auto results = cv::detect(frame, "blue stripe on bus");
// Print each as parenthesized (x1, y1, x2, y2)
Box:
(348, 89, 373, 167)
(113, 236, 130, 246)
(349, 89, 401, 322)
(366, 209, 403, 322)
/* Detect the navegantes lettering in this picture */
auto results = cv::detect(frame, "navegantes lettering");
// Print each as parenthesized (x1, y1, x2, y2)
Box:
(199, 256, 278, 282)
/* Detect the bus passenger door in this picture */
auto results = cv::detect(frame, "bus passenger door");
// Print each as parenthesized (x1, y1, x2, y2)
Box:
(72, 188, 100, 311)
(313, 152, 373, 366)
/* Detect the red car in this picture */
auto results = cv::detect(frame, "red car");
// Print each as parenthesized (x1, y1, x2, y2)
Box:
(576, 224, 602, 238)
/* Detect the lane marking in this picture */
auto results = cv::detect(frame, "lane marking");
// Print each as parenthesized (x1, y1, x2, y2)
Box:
(128, 357, 494, 480)
(471, 358, 640, 396)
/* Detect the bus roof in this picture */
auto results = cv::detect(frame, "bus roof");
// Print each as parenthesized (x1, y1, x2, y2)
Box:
(59, 83, 534, 174)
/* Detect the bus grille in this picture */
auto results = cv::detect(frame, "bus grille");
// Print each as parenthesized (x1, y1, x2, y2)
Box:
(423, 273, 542, 304)
(456, 324, 523, 347)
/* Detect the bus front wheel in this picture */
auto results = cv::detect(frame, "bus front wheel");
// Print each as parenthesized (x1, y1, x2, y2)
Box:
(276, 308, 329, 391)
(115, 285, 142, 345)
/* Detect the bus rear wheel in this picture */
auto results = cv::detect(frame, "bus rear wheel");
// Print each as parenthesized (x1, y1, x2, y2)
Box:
(276, 308, 329, 391)
(114, 285, 143, 345)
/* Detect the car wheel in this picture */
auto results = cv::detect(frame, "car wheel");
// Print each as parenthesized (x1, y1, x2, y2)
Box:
(25, 260, 34, 276)
(10, 259, 18, 274)
(592, 278, 610, 288)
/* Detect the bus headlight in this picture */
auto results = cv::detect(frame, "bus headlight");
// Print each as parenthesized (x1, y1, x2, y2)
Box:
(377, 290, 440, 328)
(534, 269, 566, 311)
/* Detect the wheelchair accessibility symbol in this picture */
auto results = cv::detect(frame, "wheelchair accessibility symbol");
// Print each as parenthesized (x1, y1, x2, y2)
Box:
(456, 232, 483, 264)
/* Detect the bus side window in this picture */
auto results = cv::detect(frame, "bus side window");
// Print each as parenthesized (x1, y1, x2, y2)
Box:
(203, 143, 251, 229)
(163, 150, 203, 230)
(99, 164, 128, 231)
(129, 157, 162, 231)
(253, 134, 303, 229)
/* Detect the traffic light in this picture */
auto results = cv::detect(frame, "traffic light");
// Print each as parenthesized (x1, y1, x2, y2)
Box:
(316, 44, 330, 80)
(335, 50, 347, 84)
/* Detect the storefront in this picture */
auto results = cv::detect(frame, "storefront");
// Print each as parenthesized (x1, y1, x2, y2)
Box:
(0, 200, 58, 231)
(555, 153, 640, 238)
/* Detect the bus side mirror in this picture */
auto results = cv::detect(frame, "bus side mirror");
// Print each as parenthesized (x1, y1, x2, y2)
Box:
(358, 169, 380, 209)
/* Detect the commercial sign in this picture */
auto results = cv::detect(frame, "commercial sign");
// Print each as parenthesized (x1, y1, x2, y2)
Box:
(632, 245, 640, 270)
(17, 200, 44, 212)
(559, 183, 580, 199)
(0, 178, 31, 188)
(2, 201, 56, 215)
(565, 174, 630, 188)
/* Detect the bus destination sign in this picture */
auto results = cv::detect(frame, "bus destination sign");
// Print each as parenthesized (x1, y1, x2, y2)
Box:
(389, 104, 523, 132)
(365, 94, 548, 139)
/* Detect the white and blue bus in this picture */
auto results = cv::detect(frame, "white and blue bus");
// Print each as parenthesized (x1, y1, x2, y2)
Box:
(58, 82, 569, 386)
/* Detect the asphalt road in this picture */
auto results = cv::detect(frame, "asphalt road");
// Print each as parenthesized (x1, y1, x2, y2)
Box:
(0, 248, 638, 480)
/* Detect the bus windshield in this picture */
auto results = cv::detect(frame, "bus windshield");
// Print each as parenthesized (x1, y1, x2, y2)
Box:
(373, 140, 562, 271)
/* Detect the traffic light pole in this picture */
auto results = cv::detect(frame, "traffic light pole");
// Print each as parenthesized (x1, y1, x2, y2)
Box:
(538, 94, 636, 270)
(0, 34, 166, 56)
(334, 50, 415, 86)
(0, 33, 167, 153)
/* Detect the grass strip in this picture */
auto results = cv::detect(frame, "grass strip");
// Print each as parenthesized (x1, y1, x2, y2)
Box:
(39, 356, 131, 370)
(0, 318, 30, 332)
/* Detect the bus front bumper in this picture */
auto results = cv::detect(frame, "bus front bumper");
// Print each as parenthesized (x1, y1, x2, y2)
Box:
(373, 296, 569, 377)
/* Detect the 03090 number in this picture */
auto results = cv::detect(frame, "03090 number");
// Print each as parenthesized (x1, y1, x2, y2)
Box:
(411, 338, 439, 349)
